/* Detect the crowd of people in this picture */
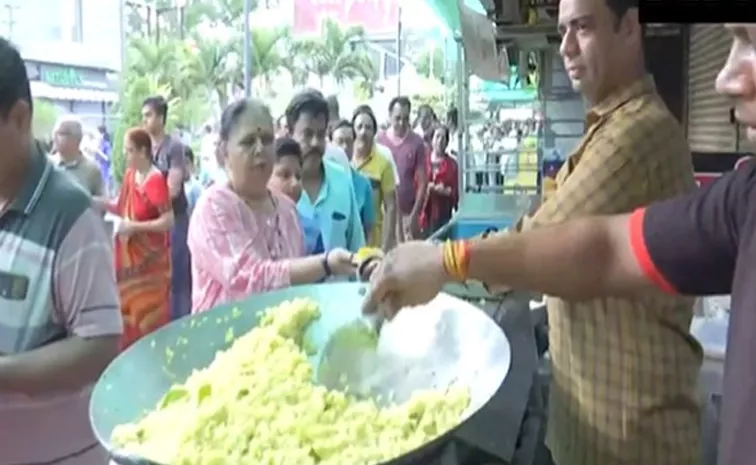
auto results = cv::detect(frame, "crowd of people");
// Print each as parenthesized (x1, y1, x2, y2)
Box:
(0, 31, 461, 461)
(48, 87, 464, 349)
(14, 0, 756, 464)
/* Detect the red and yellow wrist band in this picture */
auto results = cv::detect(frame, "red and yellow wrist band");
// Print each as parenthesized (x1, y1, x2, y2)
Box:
(442, 239, 471, 282)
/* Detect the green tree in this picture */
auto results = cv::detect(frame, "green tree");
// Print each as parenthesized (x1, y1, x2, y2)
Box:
(112, 37, 210, 183)
(248, 26, 293, 94)
(415, 46, 445, 81)
(184, 35, 239, 108)
(31, 98, 60, 140)
(125, 0, 256, 39)
(293, 18, 376, 89)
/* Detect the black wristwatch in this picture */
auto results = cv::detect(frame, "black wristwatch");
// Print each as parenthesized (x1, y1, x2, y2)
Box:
(322, 250, 333, 278)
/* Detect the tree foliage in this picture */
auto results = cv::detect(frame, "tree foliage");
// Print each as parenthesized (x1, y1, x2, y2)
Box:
(32, 98, 60, 140)
(113, 1, 377, 182)
(293, 19, 376, 88)
(415, 46, 445, 81)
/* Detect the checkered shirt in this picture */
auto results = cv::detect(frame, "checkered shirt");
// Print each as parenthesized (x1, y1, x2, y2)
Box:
(521, 76, 703, 465)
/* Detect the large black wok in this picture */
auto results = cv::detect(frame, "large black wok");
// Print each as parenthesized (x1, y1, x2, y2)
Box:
(89, 282, 512, 464)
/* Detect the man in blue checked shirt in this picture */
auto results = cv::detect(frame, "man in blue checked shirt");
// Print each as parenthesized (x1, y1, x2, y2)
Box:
(286, 90, 365, 253)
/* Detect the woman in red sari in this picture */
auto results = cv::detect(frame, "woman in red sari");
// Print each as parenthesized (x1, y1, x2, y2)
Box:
(420, 125, 459, 238)
(97, 128, 174, 348)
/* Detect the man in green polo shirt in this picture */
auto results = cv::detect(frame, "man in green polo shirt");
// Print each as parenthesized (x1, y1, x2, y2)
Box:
(0, 37, 122, 464)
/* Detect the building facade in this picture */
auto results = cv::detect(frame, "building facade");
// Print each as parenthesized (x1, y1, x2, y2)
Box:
(2, 0, 122, 127)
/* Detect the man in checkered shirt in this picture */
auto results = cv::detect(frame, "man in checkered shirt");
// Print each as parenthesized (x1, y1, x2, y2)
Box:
(369, 0, 702, 463)
(513, 0, 701, 463)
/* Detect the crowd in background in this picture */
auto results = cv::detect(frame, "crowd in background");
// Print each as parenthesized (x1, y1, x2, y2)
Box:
(46, 90, 460, 351)
(469, 117, 540, 190)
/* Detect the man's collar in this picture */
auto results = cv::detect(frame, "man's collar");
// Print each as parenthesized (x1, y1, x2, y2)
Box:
(55, 151, 84, 168)
(10, 142, 52, 215)
(587, 75, 656, 123)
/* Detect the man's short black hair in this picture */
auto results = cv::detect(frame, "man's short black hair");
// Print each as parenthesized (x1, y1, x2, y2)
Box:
(185, 146, 195, 164)
(285, 89, 329, 131)
(388, 96, 411, 114)
(142, 96, 168, 124)
(274, 137, 302, 161)
(606, 0, 638, 25)
(329, 119, 355, 140)
(0, 37, 32, 119)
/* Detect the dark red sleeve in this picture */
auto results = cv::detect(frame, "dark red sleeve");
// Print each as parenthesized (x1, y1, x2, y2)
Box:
(144, 172, 171, 213)
(628, 161, 755, 295)
(448, 159, 459, 207)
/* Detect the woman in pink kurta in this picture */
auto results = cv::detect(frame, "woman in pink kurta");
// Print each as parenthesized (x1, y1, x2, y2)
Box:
(187, 98, 356, 313)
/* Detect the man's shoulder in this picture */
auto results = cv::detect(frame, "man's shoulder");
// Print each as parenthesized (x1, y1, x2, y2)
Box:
(160, 134, 187, 156)
(324, 158, 349, 177)
(325, 144, 347, 158)
(405, 131, 426, 148)
(80, 154, 102, 173)
(597, 95, 688, 158)
(325, 145, 351, 170)
(45, 165, 92, 208)
(375, 142, 391, 155)
(24, 165, 93, 248)
(612, 93, 684, 138)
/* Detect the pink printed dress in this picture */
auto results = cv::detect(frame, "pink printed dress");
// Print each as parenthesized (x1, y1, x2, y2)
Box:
(187, 184, 304, 313)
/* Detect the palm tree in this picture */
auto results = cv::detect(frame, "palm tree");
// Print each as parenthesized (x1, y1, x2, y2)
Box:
(293, 18, 376, 89)
(122, 37, 211, 126)
(415, 46, 445, 81)
(126, 37, 184, 81)
(185, 35, 240, 108)
(249, 26, 291, 94)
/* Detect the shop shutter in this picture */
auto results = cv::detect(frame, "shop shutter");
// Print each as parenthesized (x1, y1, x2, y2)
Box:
(687, 24, 736, 152)
(737, 122, 755, 153)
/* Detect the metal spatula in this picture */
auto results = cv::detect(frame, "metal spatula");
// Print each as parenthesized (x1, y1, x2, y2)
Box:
(316, 295, 385, 398)
(315, 246, 389, 397)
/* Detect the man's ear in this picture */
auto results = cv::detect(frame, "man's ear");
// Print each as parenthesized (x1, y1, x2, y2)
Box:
(621, 8, 641, 42)
(10, 99, 32, 135)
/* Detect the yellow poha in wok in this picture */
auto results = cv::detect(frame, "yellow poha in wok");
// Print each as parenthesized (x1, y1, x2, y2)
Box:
(111, 298, 470, 465)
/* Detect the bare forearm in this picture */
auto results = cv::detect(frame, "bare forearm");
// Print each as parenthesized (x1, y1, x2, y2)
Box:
(466, 215, 651, 299)
(289, 255, 328, 284)
(411, 184, 426, 218)
(0, 336, 119, 395)
(382, 200, 397, 249)
(167, 168, 183, 198)
(93, 196, 118, 214)
(131, 212, 175, 233)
